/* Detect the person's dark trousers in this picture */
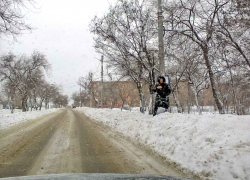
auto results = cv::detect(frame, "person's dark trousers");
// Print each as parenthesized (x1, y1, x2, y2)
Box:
(153, 96, 169, 116)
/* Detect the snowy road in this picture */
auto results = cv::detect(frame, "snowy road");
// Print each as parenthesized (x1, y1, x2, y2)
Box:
(0, 109, 185, 179)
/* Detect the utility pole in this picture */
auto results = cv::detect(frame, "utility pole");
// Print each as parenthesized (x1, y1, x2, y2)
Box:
(101, 55, 104, 108)
(158, 0, 165, 75)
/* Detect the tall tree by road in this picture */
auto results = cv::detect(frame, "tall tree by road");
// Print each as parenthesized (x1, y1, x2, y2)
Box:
(90, 0, 158, 113)
(163, 0, 230, 114)
(0, 51, 51, 112)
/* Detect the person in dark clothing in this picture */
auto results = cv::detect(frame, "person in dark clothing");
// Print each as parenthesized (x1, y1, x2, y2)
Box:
(153, 76, 171, 116)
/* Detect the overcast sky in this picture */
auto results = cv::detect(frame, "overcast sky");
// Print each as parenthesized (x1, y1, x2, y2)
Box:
(0, 0, 117, 101)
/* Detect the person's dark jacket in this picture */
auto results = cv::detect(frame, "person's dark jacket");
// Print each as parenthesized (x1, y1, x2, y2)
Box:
(153, 76, 171, 98)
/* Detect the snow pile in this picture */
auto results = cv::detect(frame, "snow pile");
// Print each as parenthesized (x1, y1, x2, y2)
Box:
(77, 107, 250, 180)
(0, 108, 59, 130)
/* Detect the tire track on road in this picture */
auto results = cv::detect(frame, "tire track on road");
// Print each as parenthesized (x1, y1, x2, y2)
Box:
(28, 109, 82, 175)
(73, 110, 141, 174)
(74, 110, 186, 177)
(0, 110, 66, 178)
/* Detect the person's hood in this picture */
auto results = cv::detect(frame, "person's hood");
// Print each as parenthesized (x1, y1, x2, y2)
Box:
(157, 76, 166, 84)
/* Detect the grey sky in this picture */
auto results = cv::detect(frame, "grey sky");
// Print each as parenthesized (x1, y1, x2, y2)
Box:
(0, 0, 116, 101)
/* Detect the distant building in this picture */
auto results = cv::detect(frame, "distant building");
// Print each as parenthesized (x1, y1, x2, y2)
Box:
(89, 81, 145, 108)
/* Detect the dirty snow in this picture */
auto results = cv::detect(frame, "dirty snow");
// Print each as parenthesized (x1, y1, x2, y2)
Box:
(0, 108, 59, 130)
(77, 107, 250, 180)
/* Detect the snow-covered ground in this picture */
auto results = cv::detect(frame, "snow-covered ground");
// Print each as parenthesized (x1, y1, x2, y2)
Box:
(0, 108, 59, 130)
(77, 107, 250, 180)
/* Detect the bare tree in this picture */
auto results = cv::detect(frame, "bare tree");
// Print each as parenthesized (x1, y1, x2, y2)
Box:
(88, 0, 249, 114)
(0, 92, 8, 109)
(215, 0, 250, 69)
(185, 60, 210, 115)
(19, 52, 50, 111)
(3, 81, 16, 113)
(51, 85, 68, 108)
(0, 51, 50, 112)
(36, 81, 51, 110)
(53, 94, 68, 108)
(29, 84, 38, 111)
(163, 0, 231, 114)
(90, 0, 158, 113)
(44, 84, 59, 109)
(77, 72, 93, 107)
(71, 92, 81, 107)
(164, 37, 194, 113)
(0, 0, 36, 39)
(117, 82, 132, 111)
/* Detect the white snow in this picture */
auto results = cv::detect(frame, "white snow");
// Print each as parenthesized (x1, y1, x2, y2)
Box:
(77, 107, 250, 180)
(0, 108, 59, 130)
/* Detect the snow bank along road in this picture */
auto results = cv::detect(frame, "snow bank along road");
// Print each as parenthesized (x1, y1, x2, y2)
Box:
(0, 109, 187, 179)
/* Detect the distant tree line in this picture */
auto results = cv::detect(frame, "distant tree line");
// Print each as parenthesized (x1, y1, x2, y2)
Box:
(0, 51, 69, 113)
(89, 0, 250, 115)
(71, 72, 93, 107)
(0, 1, 68, 112)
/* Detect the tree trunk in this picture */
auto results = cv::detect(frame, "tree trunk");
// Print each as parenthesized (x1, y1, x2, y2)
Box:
(21, 95, 28, 112)
(173, 92, 182, 113)
(202, 45, 224, 114)
(137, 82, 145, 113)
(45, 100, 49, 109)
(39, 99, 44, 110)
(148, 93, 155, 115)
(225, 56, 238, 114)
(191, 85, 202, 115)
(187, 82, 191, 114)
(26, 102, 28, 112)
(10, 97, 15, 114)
(11, 106, 14, 113)
(30, 98, 33, 111)
(9, 94, 15, 114)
